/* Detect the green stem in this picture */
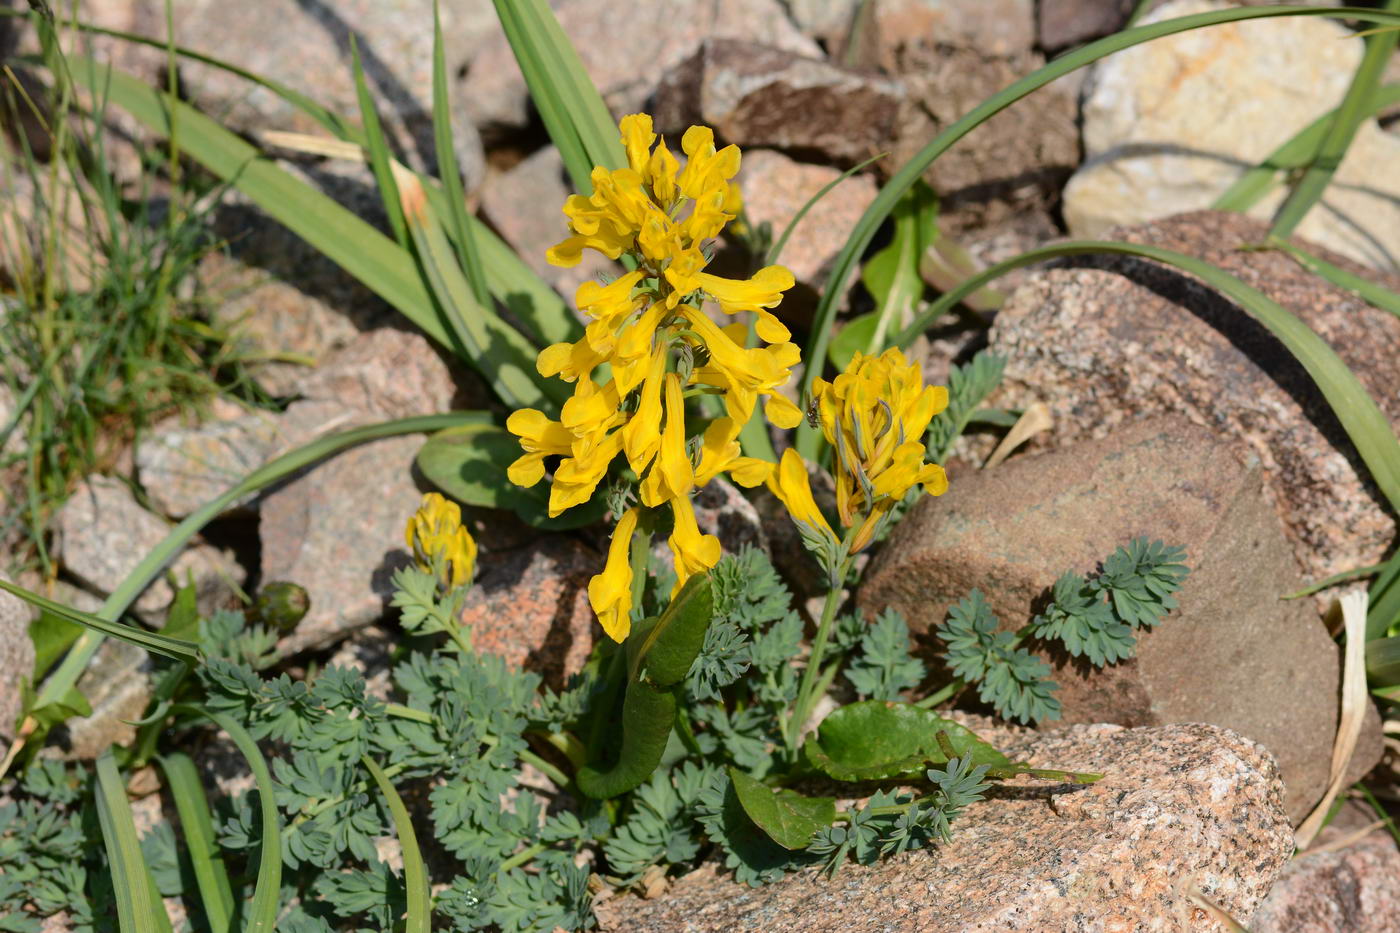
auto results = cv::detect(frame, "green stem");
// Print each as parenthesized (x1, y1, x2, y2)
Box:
(786, 584, 844, 754)
(518, 748, 571, 789)
(498, 841, 547, 873)
(914, 677, 964, 710)
(534, 729, 587, 770)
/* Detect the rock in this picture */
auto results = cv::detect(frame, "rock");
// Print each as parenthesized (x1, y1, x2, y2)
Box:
(460, 0, 821, 136)
(259, 433, 425, 655)
(859, 416, 1380, 824)
(1063, 0, 1400, 274)
(599, 722, 1293, 931)
(0, 581, 35, 741)
(137, 328, 463, 518)
(735, 150, 878, 294)
(787, 0, 1033, 61)
(459, 537, 599, 687)
(890, 44, 1079, 230)
(985, 210, 1400, 588)
(652, 39, 904, 167)
(55, 475, 245, 618)
(1036, 0, 1137, 51)
(478, 146, 617, 302)
(1252, 817, 1400, 932)
(57, 637, 150, 759)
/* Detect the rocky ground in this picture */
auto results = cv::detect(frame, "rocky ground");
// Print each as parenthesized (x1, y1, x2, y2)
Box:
(4, 0, 1400, 930)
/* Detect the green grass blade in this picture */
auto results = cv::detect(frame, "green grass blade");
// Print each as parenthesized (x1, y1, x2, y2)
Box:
(27, 413, 485, 734)
(1370, 549, 1400, 640)
(1213, 83, 1400, 213)
(179, 707, 282, 933)
(433, 0, 490, 308)
(0, 579, 198, 661)
(795, 3, 1400, 458)
(395, 165, 561, 410)
(1269, 0, 1400, 238)
(350, 36, 408, 248)
(157, 753, 235, 933)
(1265, 238, 1400, 320)
(361, 756, 430, 933)
(766, 152, 886, 267)
(94, 750, 174, 933)
(893, 239, 1400, 518)
(65, 56, 452, 348)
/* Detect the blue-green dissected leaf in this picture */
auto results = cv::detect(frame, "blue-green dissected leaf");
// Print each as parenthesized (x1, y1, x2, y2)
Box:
(728, 767, 835, 850)
(802, 700, 1010, 782)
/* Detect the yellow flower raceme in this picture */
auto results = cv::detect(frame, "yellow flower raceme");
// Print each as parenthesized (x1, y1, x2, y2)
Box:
(405, 492, 477, 589)
(766, 448, 835, 544)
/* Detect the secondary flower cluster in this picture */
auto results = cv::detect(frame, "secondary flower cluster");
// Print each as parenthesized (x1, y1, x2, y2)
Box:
(507, 114, 802, 642)
(406, 492, 477, 590)
(768, 348, 949, 581)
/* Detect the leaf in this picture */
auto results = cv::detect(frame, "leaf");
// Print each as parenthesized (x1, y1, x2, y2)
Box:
(415, 423, 606, 530)
(795, 3, 1400, 458)
(94, 751, 174, 933)
(575, 678, 676, 799)
(28, 610, 82, 683)
(362, 756, 430, 933)
(860, 179, 939, 353)
(827, 312, 879, 372)
(728, 767, 834, 851)
(802, 700, 1011, 782)
(0, 578, 199, 661)
(158, 753, 235, 933)
(631, 572, 715, 688)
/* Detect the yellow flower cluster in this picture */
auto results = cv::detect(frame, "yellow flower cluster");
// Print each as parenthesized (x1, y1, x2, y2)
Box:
(507, 114, 804, 642)
(405, 492, 478, 590)
(768, 348, 949, 566)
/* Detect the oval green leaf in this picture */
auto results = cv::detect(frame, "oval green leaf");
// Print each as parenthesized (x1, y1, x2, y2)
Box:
(728, 767, 835, 851)
(631, 572, 714, 688)
(802, 700, 1010, 782)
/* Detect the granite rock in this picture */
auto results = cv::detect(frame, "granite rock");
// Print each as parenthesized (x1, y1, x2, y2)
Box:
(787, 0, 1033, 61)
(55, 475, 245, 617)
(458, 536, 599, 687)
(985, 210, 1400, 588)
(1036, 0, 1137, 50)
(1252, 819, 1400, 932)
(478, 146, 617, 301)
(138, 328, 462, 519)
(460, 0, 820, 136)
(652, 39, 904, 167)
(859, 416, 1381, 824)
(600, 722, 1293, 931)
(735, 150, 878, 294)
(58, 636, 150, 759)
(259, 433, 425, 655)
(0, 581, 35, 741)
(1064, 0, 1400, 273)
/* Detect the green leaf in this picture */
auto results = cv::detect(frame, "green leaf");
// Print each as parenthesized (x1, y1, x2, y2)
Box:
(728, 767, 835, 851)
(827, 313, 879, 372)
(1265, 238, 1400, 321)
(895, 240, 1400, 521)
(161, 582, 200, 644)
(22, 681, 92, 729)
(28, 610, 82, 683)
(362, 756, 430, 933)
(576, 677, 677, 799)
(0, 578, 199, 661)
(802, 700, 1011, 782)
(349, 36, 408, 249)
(95, 751, 175, 933)
(796, 3, 1400, 459)
(860, 179, 939, 353)
(157, 753, 235, 933)
(1371, 549, 1400, 640)
(415, 423, 605, 530)
(631, 572, 715, 688)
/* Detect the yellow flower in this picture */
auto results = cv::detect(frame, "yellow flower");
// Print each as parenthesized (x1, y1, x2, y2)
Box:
(668, 494, 722, 594)
(812, 347, 949, 546)
(694, 418, 773, 488)
(639, 374, 695, 507)
(589, 506, 639, 642)
(765, 448, 835, 543)
(505, 410, 574, 487)
(405, 492, 477, 589)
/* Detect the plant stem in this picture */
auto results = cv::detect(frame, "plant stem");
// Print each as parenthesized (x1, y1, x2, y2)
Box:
(518, 748, 571, 789)
(914, 678, 964, 710)
(786, 583, 843, 754)
(498, 841, 546, 873)
(533, 729, 586, 770)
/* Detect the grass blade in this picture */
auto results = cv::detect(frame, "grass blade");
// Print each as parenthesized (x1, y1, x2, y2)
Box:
(0, 578, 198, 660)
(350, 36, 408, 249)
(1269, 0, 1400, 238)
(1368, 549, 1400, 640)
(1213, 83, 1400, 213)
(1265, 238, 1400, 320)
(178, 707, 282, 933)
(893, 239, 1400, 518)
(433, 0, 490, 307)
(157, 753, 235, 933)
(94, 750, 174, 933)
(795, 4, 1400, 458)
(362, 756, 430, 933)
(394, 164, 562, 410)
(4, 413, 486, 779)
